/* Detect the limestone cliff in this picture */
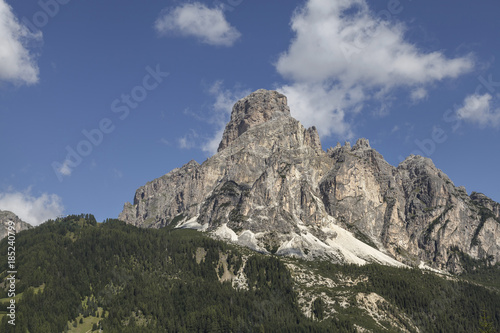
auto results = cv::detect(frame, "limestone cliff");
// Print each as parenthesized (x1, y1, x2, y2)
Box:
(322, 144, 500, 272)
(0, 210, 32, 240)
(120, 89, 499, 272)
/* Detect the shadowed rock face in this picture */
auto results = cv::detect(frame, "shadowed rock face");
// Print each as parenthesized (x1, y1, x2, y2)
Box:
(0, 210, 32, 240)
(120, 89, 500, 272)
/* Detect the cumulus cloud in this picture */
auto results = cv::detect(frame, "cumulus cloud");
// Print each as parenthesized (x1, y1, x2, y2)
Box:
(0, 189, 64, 226)
(0, 0, 42, 85)
(279, 82, 358, 138)
(456, 93, 500, 128)
(155, 2, 241, 46)
(275, 0, 474, 138)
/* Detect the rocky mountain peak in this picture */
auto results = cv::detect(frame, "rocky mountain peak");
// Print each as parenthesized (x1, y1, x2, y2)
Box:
(353, 138, 371, 150)
(0, 210, 32, 240)
(217, 89, 291, 152)
(120, 89, 500, 273)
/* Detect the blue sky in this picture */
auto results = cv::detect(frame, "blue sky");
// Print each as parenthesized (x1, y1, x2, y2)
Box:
(1, 0, 499, 225)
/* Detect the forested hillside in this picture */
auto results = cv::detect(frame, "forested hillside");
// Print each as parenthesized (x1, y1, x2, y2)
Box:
(0, 215, 498, 332)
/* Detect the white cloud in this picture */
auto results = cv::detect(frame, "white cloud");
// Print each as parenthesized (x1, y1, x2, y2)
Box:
(155, 2, 241, 46)
(202, 127, 225, 156)
(159, 138, 170, 146)
(410, 88, 428, 102)
(0, 0, 42, 85)
(201, 81, 250, 155)
(456, 93, 500, 128)
(278, 82, 357, 138)
(275, 0, 474, 138)
(59, 159, 72, 176)
(178, 129, 198, 149)
(0, 189, 64, 226)
(177, 81, 249, 155)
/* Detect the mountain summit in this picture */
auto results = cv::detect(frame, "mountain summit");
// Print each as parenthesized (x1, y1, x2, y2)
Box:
(218, 89, 292, 152)
(120, 89, 500, 272)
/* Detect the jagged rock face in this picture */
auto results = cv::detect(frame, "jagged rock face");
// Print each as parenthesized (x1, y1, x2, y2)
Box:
(120, 90, 336, 256)
(0, 210, 32, 240)
(218, 89, 290, 152)
(321, 140, 405, 251)
(321, 144, 500, 272)
(120, 89, 500, 272)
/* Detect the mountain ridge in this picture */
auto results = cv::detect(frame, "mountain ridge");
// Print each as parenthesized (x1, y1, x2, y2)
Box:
(120, 89, 500, 273)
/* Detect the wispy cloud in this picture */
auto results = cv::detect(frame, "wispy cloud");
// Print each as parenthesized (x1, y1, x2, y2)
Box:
(58, 159, 73, 176)
(456, 93, 500, 128)
(178, 129, 199, 149)
(112, 168, 123, 179)
(176, 81, 249, 155)
(410, 88, 428, 102)
(201, 81, 250, 155)
(276, 0, 474, 138)
(0, 0, 42, 85)
(0, 188, 64, 226)
(155, 2, 241, 46)
(159, 138, 170, 146)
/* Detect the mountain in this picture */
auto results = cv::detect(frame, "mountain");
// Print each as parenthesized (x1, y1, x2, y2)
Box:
(1, 91, 498, 332)
(0, 210, 32, 240)
(1, 215, 499, 332)
(119, 89, 500, 273)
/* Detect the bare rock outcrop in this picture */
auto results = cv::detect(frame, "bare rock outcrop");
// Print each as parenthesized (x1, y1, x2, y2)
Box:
(120, 89, 500, 272)
(217, 89, 291, 152)
(0, 210, 32, 240)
